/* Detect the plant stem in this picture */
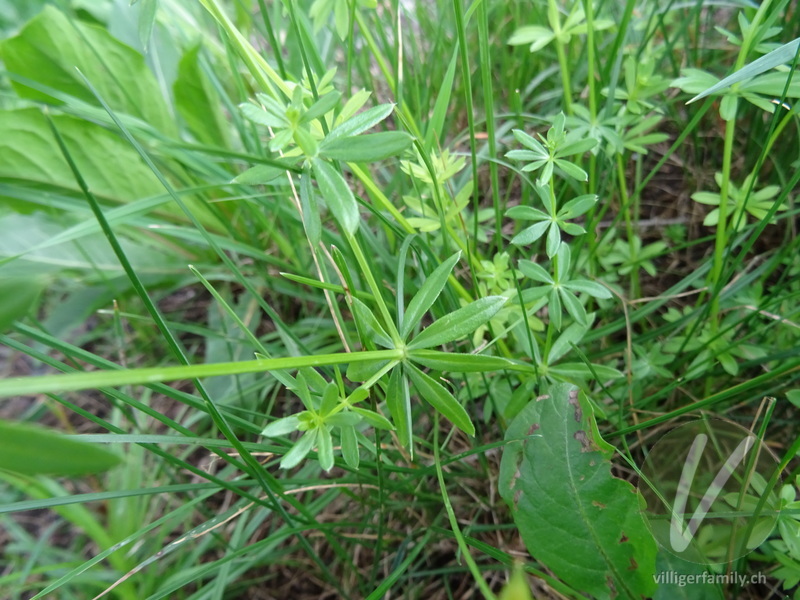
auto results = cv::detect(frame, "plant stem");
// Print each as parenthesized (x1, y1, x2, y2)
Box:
(554, 37, 573, 115)
(433, 414, 498, 600)
(0, 350, 405, 399)
(348, 234, 403, 343)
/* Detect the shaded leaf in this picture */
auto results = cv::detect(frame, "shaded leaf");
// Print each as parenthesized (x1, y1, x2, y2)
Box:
(0, 277, 44, 333)
(386, 365, 412, 450)
(0, 5, 174, 134)
(0, 420, 120, 475)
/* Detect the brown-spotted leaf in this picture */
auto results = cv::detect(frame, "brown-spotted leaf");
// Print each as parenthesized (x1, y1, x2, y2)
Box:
(499, 383, 657, 599)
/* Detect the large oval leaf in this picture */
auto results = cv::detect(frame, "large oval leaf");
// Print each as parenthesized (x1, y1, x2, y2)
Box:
(499, 384, 657, 599)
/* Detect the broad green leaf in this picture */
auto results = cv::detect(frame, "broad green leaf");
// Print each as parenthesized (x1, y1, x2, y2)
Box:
(312, 159, 360, 235)
(0, 108, 163, 204)
(406, 363, 475, 436)
(137, 0, 158, 49)
(174, 44, 230, 146)
(386, 365, 412, 451)
(407, 296, 506, 350)
(688, 37, 800, 103)
(499, 385, 657, 598)
(351, 297, 394, 348)
(322, 103, 394, 144)
(319, 131, 413, 162)
(0, 420, 120, 475)
(280, 430, 318, 469)
(232, 164, 284, 185)
(261, 415, 300, 437)
(408, 349, 525, 373)
(0, 212, 184, 280)
(0, 6, 174, 135)
(401, 251, 461, 339)
(0, 277, 44, 333)
(672, 68, 719, 95)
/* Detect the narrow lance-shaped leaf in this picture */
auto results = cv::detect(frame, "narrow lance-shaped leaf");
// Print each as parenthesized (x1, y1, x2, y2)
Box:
(424, 50, 459, 149)
(312, 158, 359, 235)
(317, 427, 334, 471)
(350, 406, 394, 430)
(386, 365, 413, 452)
(234, 164, 284, 185)
(302, 90, 341, 122)
(319, 131, 413, 162)
(351, 297, 394, 348)
(280, 429, 318, 470)
(689, 37, 800, 103)
(401, 251, 461, 339)
(340, 425, 359, 469)
(322, 103, 395, 144)
(407, 296, 506, 349)
(408, 349, 529, 373)
(406, 363, 475, 436)
(299, 166, 321, 245)
(261, 415, 300, 437)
